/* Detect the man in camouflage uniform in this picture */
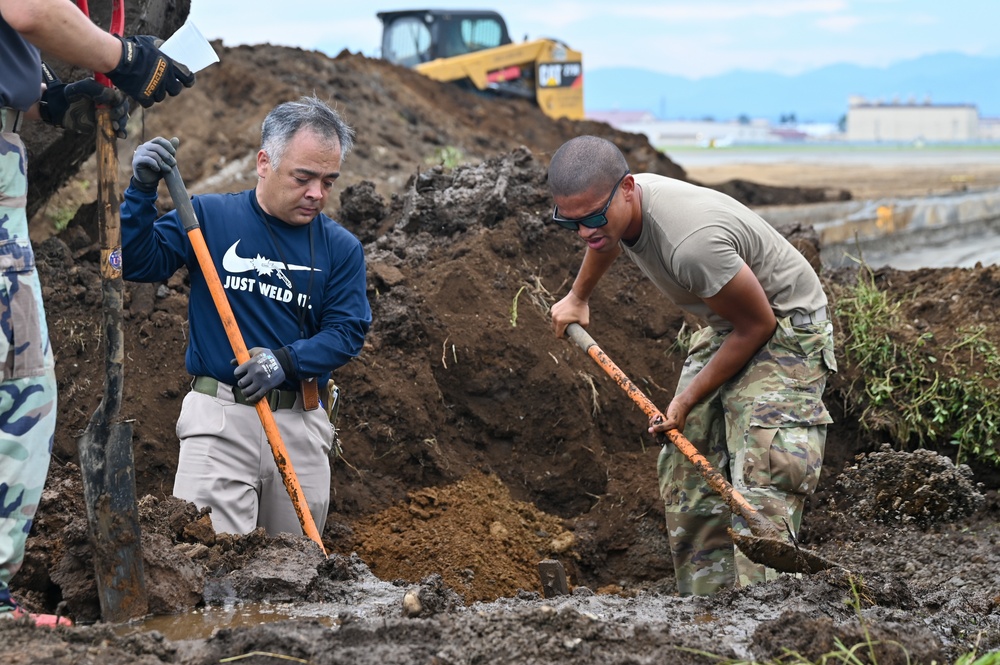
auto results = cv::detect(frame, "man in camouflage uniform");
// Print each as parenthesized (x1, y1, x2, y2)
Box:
(547, 135, 836, 596)
(1, 0, 194, 626)
(0, 122, 61, 622)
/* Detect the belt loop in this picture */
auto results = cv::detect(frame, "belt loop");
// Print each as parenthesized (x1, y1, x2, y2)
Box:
(790, 306, 828, 327)
(267, 390, 280, 411)
(1, 108, 24, 134)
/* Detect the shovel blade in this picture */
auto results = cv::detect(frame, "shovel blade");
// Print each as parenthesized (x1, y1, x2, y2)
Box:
(78, 420, 148, 622)
(731, 530, 843, 575)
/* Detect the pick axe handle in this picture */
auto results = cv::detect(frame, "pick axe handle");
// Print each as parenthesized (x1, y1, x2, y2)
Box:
(163, 168, 327, 556)
(564, 323, 779, 537)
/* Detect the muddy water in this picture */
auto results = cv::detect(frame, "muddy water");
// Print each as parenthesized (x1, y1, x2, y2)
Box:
(118, 582, 766, 660)
(118, 603, 337, 641)
(117, 561, 406, 641)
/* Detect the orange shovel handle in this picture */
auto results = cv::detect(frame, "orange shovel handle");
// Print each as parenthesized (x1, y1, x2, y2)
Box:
(564, 323, 779, 537)
(164, 167, 327, 555)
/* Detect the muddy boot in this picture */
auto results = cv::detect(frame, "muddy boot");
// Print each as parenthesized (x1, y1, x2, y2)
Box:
(0, 597, 73, 628)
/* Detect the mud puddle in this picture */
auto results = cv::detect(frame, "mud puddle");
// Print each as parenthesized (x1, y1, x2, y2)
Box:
(115, 554, 406, 641)
(115, 603, 339, 641)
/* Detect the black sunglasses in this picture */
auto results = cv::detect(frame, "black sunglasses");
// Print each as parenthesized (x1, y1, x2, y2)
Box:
(551, 170, 630, 230)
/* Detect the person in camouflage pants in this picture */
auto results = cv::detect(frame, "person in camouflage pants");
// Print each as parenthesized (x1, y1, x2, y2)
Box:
(0, 128, 59, 613)
(547, 135, 837, 595)
(657, 318, 835, 594)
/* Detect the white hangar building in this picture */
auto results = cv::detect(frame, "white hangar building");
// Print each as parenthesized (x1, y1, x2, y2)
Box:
(846, 96, 979, 142)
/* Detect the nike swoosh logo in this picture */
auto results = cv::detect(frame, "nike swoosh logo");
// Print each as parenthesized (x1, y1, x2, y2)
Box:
(221, 240, 321, 275)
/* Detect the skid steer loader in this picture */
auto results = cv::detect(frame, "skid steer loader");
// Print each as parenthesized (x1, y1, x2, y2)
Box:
(378, 9, 584, 120)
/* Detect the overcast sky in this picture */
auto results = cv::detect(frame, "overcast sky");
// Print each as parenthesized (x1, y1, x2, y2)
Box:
(187, 1, 999, 79)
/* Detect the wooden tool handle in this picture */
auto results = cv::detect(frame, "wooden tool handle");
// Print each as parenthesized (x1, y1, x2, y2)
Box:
(564, 323, 781, 538)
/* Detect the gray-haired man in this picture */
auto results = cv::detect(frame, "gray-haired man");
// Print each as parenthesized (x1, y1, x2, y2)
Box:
(121, 97, 371, 537)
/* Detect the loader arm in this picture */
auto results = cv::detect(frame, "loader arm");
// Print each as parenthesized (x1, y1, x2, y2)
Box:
(414, 39, 584, 120)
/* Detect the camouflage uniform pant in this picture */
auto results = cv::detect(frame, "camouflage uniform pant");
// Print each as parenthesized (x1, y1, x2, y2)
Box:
(0, 131, 58, 609)
(657, 316, 836, 596)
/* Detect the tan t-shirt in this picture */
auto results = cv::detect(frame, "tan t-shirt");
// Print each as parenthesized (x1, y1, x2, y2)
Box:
(621, 173, 827, 331)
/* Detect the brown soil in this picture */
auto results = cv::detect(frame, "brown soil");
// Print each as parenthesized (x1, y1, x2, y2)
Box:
(7, 38, 1000, 665)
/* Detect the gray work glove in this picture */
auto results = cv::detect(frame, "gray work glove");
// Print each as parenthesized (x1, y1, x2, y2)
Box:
(105, 35, 196, 108)
(38, 63, 130, 138)
(131, 137, 177, 192)
(233, 347, 288, 404)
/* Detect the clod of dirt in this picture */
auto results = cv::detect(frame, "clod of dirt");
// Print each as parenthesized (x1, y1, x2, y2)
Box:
(338, 181, 388, 244)
(205, 534, 326, 604)
(836, 445, 985, 527)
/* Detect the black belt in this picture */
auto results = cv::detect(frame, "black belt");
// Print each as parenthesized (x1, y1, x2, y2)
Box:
(192, 376, 299, 410)
(790, 306, 828, 326)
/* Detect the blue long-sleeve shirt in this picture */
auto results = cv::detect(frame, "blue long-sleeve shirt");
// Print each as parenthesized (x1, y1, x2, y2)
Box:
(121, 185, 371, 389)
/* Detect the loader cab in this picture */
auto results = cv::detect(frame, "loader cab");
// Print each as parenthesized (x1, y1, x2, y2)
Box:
(378, 9, 513, 68)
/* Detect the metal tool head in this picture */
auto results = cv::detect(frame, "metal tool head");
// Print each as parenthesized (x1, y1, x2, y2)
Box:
(731, 530, 844, 575)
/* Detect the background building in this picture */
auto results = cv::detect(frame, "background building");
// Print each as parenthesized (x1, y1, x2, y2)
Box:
(979, 117, 1000, 141)
(846, 97, 979, 142)
(587, 111, 784, 147)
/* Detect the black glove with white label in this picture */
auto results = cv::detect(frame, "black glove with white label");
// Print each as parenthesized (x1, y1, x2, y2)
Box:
(233, 347, 288, 404)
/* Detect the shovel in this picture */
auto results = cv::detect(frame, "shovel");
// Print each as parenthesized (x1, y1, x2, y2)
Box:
(565, 323, 841, 575)
(161, 154, 327, 556)
(75, 0, 150, 623)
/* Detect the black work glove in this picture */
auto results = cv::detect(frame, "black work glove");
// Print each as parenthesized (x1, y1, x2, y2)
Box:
(38, 63, 130, 138)
(131, 137, 177, 192)
(232, 347, 288, 404)
(105, 35, 195, 108)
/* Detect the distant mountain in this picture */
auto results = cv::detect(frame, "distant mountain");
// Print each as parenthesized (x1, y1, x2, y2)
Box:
(584, 52, 1000, 124)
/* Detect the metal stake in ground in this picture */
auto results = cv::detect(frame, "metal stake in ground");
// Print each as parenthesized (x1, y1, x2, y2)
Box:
(564, 322, 842, 576)
(162, 153, 327, 556)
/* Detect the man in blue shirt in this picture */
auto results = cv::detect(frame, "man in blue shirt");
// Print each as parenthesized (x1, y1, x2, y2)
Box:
(122, 97, 371, 540)
(0, 0, 194, 627)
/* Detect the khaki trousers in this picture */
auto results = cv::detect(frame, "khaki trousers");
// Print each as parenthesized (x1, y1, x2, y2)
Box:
(173, 381, 334, 536)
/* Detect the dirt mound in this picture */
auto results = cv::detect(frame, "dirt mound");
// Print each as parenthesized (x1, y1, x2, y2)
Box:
(836, 445, 985, 527)
(354, 471, 573, 603)
(10, 36, 1000, 665)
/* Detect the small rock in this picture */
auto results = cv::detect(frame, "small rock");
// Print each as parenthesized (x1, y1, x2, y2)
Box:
(402, 589, 422, 617)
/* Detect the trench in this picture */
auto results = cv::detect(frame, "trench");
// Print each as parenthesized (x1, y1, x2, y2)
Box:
(757, 186, 1000, 270)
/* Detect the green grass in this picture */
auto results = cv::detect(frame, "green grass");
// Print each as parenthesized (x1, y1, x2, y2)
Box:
(834, 265, 1000, 467)
(425, 145, 464, 169)
(49, 206, 77, 233)
(665, 320, 695, 358)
